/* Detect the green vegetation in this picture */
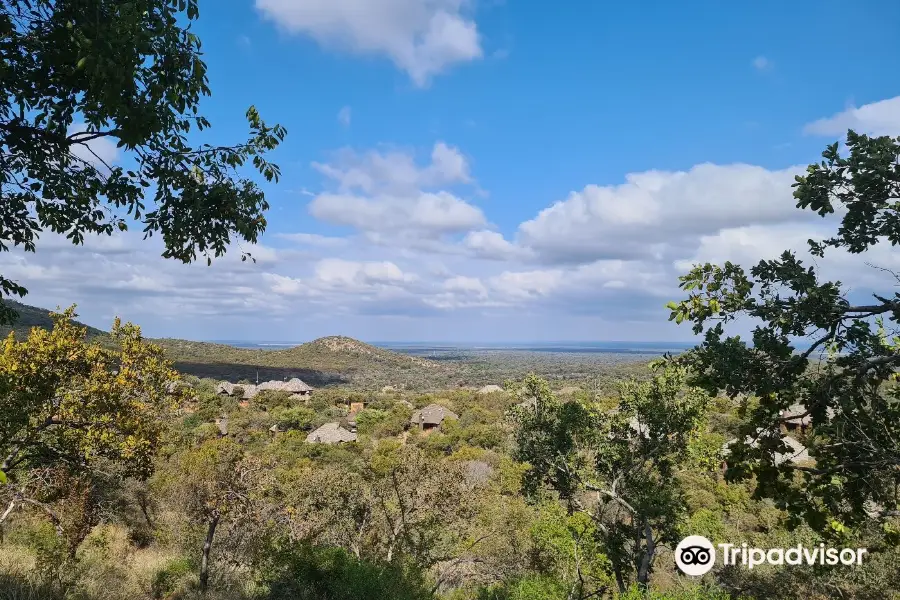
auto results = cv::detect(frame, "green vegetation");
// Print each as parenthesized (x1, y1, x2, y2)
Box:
(667, 130, 900, 532)
(1, 298, 656, 391)
(0, 0, 286, 325)
(1, 303, 900, 598)
(0, 300, 105, 340)
(1, 0, 898, 594)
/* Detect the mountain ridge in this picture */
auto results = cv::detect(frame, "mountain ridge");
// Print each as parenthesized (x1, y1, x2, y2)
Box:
(1, 300, 449, 387)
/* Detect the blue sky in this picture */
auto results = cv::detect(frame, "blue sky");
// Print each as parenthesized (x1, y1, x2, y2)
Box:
(7, 0, 900, 342)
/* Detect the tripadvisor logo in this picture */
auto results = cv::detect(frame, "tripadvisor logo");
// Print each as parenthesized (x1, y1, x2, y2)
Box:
(675, 536, 716, 576)
(675, 535, 868, 576)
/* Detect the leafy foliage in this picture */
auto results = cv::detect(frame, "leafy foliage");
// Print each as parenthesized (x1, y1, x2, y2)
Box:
(512, 368, 714, 591)
(666, 131, 900, 530)
(0, 307, 178, 483)
(0, 0, 286, 324)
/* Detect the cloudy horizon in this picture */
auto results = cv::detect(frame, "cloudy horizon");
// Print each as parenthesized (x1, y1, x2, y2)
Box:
(2, 2, 899, 343)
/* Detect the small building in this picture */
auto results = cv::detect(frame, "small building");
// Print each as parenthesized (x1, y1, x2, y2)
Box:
(306, 422, 358, 445)
(410, 404, 459, 432)
(721, 433, 810, 468)
(259, 377, 313, 396)
(780, 404, 811, 434)
(216, 381, 258, 400)
(166, 380, 187, 393)
(779, 404, 835, 435)
(237, 385, 258, 400)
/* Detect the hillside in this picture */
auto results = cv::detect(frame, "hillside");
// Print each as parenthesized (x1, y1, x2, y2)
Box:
(0, 300, 454, 388)
(0, 300, 653, 391)
(155, 335, 455, 388)
(0, 299, 106, 339)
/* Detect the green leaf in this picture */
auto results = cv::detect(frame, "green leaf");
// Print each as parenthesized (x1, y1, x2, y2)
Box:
(0, 470, 6, 485)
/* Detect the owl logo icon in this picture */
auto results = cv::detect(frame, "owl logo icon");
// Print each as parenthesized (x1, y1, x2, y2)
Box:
(675, 535, 715, 576)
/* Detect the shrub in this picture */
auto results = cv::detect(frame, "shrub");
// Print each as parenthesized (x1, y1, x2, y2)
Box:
(258, 542, 431, 600)
(151, 557, 194, 599)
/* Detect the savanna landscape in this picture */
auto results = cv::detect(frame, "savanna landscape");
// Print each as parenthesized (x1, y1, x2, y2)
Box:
(2, 1, 900, 600)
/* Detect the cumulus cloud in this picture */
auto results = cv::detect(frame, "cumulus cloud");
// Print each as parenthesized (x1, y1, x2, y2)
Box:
(463, 230, 532, 261)
(314, 258, 415, 287)
(516, 163, 807, 265)
(9, 96, 900, 340)
(308, 142, 485, 236)
(678, 223, 900, 293)
(310, 191, 486, 234)
(804, 96, 900, 137)
(313, 142, 471, 194)
(276, 232, 349, 247)
(254, 0, 482, 85)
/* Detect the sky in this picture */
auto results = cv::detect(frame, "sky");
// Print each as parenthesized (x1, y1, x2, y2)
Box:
(5, 0, 900, 343)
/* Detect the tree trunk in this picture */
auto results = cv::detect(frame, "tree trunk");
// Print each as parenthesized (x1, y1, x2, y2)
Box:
(137, 492, 154, 529)
(199, 513, 219, 593)
(613, 563, 626, 594)
(636, 520, 656, 588)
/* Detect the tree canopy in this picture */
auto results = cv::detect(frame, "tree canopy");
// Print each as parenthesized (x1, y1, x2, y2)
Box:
(0, 0, 286, 324)
(0, 307, 179, 542)
(667, 131, 900, 530)
(512, 369, 714, 591)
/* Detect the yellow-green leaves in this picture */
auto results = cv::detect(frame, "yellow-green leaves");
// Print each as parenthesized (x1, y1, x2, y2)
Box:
(1, 306, 180, 483)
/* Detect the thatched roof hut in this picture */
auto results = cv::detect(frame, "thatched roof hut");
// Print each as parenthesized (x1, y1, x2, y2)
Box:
(258, 377, 313, 395)
(216, 381, 258, 400)
(722, 433, 810, 466)
(411, 404, 459, 429)
(780, 404, 812, 427)
(306, 422, 357, 444)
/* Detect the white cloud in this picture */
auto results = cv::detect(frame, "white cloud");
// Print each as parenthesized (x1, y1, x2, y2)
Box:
(254, 0, 482, 86)
(310, 191, 486, 234)
(678, 223, 900, 294)
(443, 275, 487, 297)
(313, 142, 471, 194)
(10, 96, 900, 341)
(338, 106, 352, 127)
(463, 230, 531, 261)
(516, 163, 806, 264)
(261, 273, 313, 296)
(752, 56, 771, 71)
(308, 142, 484, 236)
(67, 124, 119, 169)
(276, 232, 349, 247)
(314, 258, 414, 287)
(804, 96, 900, 137)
